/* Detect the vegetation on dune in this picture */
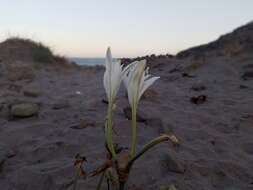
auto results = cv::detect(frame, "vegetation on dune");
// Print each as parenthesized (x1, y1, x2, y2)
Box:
(31, 41, 54, 63)
(0, 37, 68, 64)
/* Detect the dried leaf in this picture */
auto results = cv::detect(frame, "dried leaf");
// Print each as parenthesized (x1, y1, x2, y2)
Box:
(74, 154, 87, 178)
(166, 134, 180, 146)
(89, 160, 113, 177)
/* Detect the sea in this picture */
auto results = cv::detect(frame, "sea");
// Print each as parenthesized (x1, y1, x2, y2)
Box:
(69, 58, 104, 66)
(69, 57, 118, 66)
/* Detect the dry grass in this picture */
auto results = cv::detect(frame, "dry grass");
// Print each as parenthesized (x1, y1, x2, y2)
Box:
(0, 37, 69, 65)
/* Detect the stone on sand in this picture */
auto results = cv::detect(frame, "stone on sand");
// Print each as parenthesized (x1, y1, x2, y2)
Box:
(11, 103, 39, 118)
(160, 184, 178, 190)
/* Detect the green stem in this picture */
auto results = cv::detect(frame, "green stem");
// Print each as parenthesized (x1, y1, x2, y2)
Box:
(96, 172, 105, 190)
(128, 134, 170, 169)
(119, 181, 126, 190)
(73, 166, 79, 190)
(130, 103, 137, 158)
(106, 102, 117, 160)
(107, 178, 110, 190)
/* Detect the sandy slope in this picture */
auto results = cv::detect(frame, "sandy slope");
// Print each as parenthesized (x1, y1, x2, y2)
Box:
(0, 52, 253, 190)
(0, 21, 253, 190)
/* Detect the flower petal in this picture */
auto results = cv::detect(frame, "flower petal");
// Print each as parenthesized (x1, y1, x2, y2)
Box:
(103, 47, 126, 103)
(138, 76, 160, 101)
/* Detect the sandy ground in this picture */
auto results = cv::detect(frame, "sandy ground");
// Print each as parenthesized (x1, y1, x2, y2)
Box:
(0, 54, 253, 190)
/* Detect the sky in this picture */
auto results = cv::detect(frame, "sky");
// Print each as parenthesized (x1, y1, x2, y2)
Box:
(0, 0, 253, 58)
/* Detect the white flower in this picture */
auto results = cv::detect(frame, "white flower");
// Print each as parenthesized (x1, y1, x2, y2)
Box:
(123, 60, 159, 107)
(103, 47, 125, 103)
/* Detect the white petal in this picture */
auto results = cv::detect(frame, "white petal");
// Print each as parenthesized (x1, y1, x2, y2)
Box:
(130, 61, 146, 106)
(138, 76, 160, 101)
(103, 71, 109, 98)
(123, 59, 159, 107)
(104, 47, 114, 101)
(106, 47, 113, 69)
(111, 61, 123, 99)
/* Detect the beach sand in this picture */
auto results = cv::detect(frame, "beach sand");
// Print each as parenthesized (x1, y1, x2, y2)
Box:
(0, 23, 253, 190)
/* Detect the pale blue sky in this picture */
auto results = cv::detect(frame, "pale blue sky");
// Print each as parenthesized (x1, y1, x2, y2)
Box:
(0, 0, 252, 57)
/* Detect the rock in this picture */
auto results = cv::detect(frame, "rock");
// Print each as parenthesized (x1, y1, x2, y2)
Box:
(160, 184, 178, 190)
(242, 71, 253, 80)
(70, 119, 96, 129)
(24, 87, 41, 97)
(142, 89, 159, 100)
(11, 103, 39, 118)
(52, 99, 69, 110)
(191, 83, 206, 91)
(123, 107, 147, 123)
(160, 152, 185, 174)
(190, 95, 207, 104)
